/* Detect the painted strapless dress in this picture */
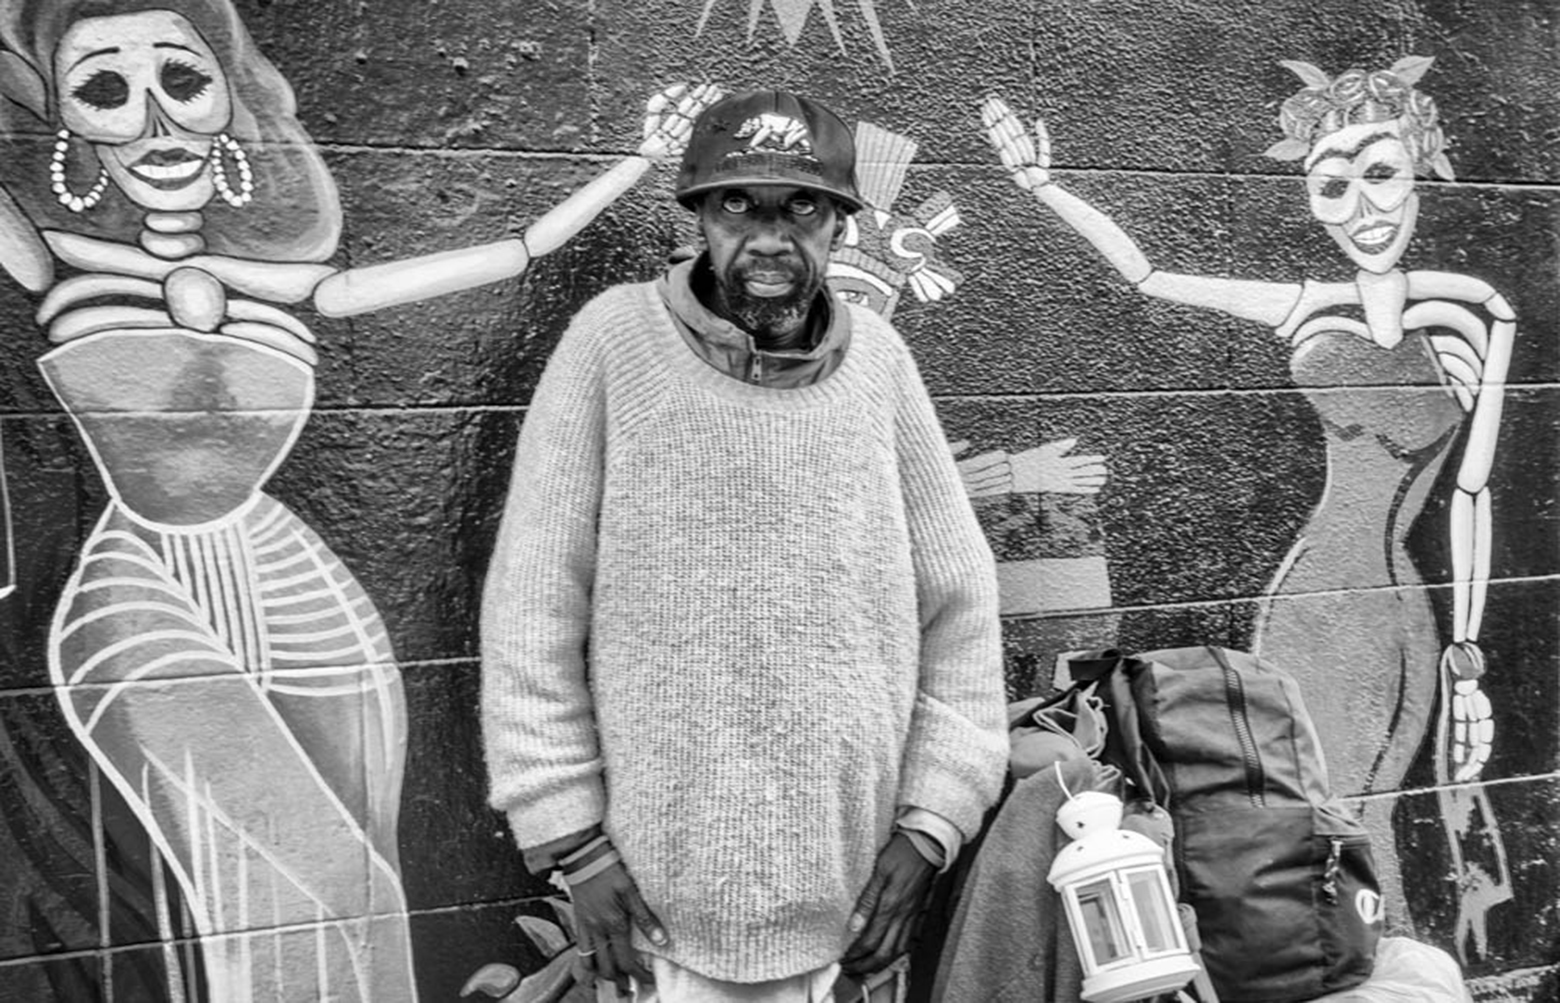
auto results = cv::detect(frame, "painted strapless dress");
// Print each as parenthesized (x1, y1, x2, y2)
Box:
(1254, 324, 1510, 947)
(41, 328, 417, 1002)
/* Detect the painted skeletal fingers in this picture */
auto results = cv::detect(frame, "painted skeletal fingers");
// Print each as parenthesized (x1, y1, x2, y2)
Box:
(640, 82, 725, 160)
(1442, 641, 1493, 782)
(981, 96, 1052, 192)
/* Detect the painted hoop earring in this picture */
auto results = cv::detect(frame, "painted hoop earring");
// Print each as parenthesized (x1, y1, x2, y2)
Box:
(209, 132, 255, 207)
(49, 129, 109, 213)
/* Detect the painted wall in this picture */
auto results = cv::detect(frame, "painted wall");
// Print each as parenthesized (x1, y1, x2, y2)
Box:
(0, 1, 1556, 1000)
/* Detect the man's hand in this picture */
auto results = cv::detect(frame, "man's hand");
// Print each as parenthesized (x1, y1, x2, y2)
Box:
(568, 859, 667, 997)
(840, 832, 937, 977)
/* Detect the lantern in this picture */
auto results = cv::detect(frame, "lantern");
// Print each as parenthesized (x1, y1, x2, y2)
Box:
(1048, 789, 1200, 1003)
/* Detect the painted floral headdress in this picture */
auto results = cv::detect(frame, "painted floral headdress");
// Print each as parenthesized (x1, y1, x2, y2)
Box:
(1264, 55, 1454, 181)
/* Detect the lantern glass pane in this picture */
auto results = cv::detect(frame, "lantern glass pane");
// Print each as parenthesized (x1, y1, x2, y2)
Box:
(1128, 869, 1178, 952)
(1076, 878, 1129, 964)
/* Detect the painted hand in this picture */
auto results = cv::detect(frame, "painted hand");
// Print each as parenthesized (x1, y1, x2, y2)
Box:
(949, 439, 1013, 498)
(640, 82, 725, 160)
(1443, 641, 1492, 782)
(567, 858, 666, 997)
(840, 831, 936, 977)
(1010, 438, 1108, 494)
(981, 95, 1052, 192)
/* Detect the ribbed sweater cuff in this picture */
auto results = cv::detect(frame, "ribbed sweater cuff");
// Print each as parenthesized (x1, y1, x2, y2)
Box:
(504, 781, 607, 857)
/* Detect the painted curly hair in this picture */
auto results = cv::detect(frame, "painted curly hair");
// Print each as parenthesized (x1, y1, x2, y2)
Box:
(1264, 56, 1454, 181)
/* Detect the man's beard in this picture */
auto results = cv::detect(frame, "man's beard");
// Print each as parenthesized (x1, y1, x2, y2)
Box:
(713, 257, 824, 347)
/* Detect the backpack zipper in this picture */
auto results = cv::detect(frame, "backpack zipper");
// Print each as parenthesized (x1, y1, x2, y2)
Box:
(1213, 647, 1266, 807)
(1322, 837, 1343, 904)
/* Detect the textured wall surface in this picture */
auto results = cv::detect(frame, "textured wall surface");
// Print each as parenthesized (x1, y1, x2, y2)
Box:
(1, 0, 1557, 1000)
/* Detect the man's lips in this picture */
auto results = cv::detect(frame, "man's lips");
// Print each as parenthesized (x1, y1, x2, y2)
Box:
(124, 148, 207, 190)
(743, 275, 796, 297)
(738, 265, 804, 298)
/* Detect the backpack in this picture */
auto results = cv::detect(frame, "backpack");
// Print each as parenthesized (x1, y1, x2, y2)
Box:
(1062, 646, 1383, 1003)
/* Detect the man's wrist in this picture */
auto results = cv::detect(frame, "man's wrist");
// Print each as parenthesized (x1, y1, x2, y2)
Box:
(894, 807, 964, 873)
(522, 823, 605, 875)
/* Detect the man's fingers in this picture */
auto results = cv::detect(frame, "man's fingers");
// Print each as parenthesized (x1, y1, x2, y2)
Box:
(848, 871, 882, 935)
(622, 884, 669, 947)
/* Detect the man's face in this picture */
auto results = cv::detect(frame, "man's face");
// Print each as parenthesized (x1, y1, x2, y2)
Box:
(697, 185, 846, 342)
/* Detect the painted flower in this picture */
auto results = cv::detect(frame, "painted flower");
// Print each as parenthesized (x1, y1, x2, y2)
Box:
(1328, 69, 1370, 107)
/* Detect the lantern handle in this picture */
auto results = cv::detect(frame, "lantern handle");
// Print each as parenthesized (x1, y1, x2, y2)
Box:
(1054, 760, 1075, 801)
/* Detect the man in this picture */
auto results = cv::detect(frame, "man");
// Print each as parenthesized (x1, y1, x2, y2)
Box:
(481, 90, 1007, 1001)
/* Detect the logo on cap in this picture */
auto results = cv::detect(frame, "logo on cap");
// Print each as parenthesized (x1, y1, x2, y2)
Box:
(729, 114, 817, 160)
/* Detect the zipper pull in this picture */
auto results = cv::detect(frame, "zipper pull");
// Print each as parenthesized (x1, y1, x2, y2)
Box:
(1322, 837, 1343, 903)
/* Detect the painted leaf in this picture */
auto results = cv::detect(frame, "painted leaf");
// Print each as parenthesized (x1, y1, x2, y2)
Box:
(1277, 60, 1331, 88)
(0, 51, 45, 120)
(516, 916, 571, 959)
(1263, 137, 1310, 161)
(1391, 55, 1435, 87)
(1431, 151, 1456, 181)
(513, 950, 578, 1003)
(546, 896, 577, 938)
(460, 963, 522, 998)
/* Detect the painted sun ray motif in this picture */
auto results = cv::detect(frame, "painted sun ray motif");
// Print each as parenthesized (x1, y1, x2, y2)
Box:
(698, 0, 896, 70)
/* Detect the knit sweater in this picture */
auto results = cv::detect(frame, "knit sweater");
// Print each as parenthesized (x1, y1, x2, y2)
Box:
(480, 278, 1008, 982)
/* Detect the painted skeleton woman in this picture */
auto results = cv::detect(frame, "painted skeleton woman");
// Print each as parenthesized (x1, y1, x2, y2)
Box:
(985, 57, 1512, 954)
(0, 1, 714, 998)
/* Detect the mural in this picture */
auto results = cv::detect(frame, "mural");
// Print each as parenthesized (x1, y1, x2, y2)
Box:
(0, 2, 1555, 1001)
(822, 121, 1117, 696)
(0, 1, 715, 998)
(983, 56, 1514, 954)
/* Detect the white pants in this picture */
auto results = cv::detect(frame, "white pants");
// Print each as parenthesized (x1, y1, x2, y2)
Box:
(602, 958, 841, 1003)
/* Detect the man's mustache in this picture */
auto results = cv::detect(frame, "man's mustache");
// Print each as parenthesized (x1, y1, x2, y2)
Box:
(729, 258, 810, 285)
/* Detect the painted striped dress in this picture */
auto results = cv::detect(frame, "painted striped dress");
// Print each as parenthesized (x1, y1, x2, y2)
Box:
(42, 328, 416, 1003)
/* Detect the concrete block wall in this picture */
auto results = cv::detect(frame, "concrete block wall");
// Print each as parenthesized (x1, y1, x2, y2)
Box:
(0, 0, 1555, 999)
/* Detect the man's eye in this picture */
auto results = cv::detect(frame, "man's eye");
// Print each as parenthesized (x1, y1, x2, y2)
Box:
(72, 70, 130, 110)
(788, 199, 819, 217)
(161, 60, 213, 103)
(720, 195, 751, 214)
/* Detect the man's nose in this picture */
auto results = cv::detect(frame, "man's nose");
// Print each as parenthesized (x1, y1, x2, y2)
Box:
(744, 220, 794, 255)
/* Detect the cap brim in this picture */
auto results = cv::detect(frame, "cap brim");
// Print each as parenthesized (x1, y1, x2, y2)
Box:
(677, 177, 863, 213)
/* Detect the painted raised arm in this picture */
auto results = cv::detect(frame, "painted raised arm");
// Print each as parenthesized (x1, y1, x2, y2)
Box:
(313, 82, 724, 318)
(980, 95, 1302, 328)
(1405, 270, 1515, 782)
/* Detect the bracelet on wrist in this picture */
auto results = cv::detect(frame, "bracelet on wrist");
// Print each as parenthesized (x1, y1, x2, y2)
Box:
(560, 847, 622, 888)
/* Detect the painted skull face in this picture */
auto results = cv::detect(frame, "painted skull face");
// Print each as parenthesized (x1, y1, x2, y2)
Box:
(1305, 120, 1418, 274)
(55, 10, 233, 211)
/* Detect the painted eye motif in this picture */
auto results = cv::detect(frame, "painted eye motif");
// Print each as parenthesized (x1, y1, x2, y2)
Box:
(1358, 152, 1413, 211)
(72, 70, 130, 110)
(1319, 178, 1349, 200)
(1306, 169, 1355, 225)
(161, 60, 214, 103)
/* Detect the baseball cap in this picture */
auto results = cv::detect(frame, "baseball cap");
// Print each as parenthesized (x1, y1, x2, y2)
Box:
(675, 90, 863, 213)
